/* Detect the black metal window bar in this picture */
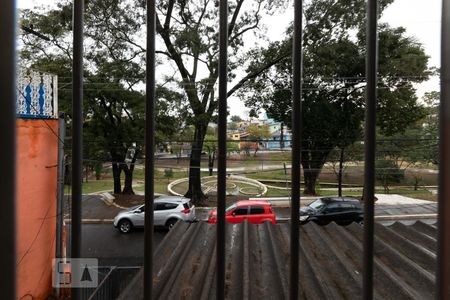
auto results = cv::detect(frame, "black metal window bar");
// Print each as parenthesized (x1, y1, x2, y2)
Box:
(0, 1, 17, 299)
(1, 0, 450, 300)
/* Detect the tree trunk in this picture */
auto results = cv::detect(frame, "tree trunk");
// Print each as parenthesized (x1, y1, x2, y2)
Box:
(338, 147, 344, 197)
(253, 145, 258, 157)
(185, 123, 208, 205)
(280, 123, 284, 150)
(64, 163, 71, 185)
(112, 162, 121, 194)
(208, 151, 215, 176)
(122, 150, 138, 195)
(302, 149, 330, 195)
(122, 166, 135, 194)
(303, 168, 321, 195)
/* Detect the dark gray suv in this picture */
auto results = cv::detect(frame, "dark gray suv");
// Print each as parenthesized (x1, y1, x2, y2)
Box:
(299, 197, 363, 225)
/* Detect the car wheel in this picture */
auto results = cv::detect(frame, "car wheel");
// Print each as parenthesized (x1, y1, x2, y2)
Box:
(166, 218, 178, 230)
(118, 219, 132, 234)
(357, 219, 364, 226)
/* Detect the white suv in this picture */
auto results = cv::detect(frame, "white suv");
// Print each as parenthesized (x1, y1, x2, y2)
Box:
(113, 196, 196, 233)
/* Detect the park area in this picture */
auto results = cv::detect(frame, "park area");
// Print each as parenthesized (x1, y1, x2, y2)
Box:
(65, 150, 438, 204)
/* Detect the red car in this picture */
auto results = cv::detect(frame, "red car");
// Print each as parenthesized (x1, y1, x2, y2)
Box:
(208, 200, 276, 224)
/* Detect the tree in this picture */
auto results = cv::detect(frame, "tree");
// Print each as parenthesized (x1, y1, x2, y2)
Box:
(227, 142, 240, 157)
(203, 134, 217, 176)
(164, 168, 174, 183)
(375, 159, 405, 193)
(154, 0, 289, 204)
(20, 1, 186, 194)
(240, 141, 252, 157)
(231, 115, 243, 122)
(246, 124, 271, 156)
(239, 0, 429, 195)
(419, 91, 439, 165)
(228, 122, 239, 131)
(328, 142, 364, 196)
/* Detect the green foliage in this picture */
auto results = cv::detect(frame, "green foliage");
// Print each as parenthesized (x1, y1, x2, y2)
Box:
(245, 124, 271, 156)
(375, 159, 405, 193)
(203, 134, 217, 155)
(19, 0, 187, 194)
(228, 122, 239, 130)
(227, 142, 240, 156)
(230, 115, 243, 122)
(240, 142, 252, 157)
(94, 163, 103, 180)
(164, 168, 174, 183)
(420, 91, 439, 165)
(239, 0, 430, 194)
(246, 124, 271, 140)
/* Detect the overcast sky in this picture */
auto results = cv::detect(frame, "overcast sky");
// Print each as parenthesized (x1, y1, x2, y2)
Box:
(17, 0, 442, 118)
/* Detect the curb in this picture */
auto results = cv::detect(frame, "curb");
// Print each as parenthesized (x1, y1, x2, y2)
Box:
(64, 218, 114, 224)
(375, 214, 437, 221)
(63, 213, 437, 225)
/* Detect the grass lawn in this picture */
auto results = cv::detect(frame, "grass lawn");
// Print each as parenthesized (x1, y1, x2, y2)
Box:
(66, 162, 437, 203)
(64, 180, 115, 195)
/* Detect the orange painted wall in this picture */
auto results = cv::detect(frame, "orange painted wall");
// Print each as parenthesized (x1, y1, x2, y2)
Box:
(16, 118, 59, 300)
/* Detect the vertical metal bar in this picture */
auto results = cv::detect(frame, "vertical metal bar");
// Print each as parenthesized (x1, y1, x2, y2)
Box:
(0, 1, 16, 299)
(144, 0, 155, 299)
(290, 0, 303, 299)
(438, 0, 450, 298)
(56, 112, 66, 298)
(363, 0, 378, 299)
(72, 0, 84, 299)
(217, 0, 228, 299)
(53, 76, 59, 117)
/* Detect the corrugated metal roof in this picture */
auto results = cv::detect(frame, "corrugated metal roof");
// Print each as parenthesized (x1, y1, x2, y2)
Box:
(119, 221, 437, 299)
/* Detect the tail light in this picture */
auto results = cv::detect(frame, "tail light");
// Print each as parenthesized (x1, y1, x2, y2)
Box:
(181, 209, 191, 214)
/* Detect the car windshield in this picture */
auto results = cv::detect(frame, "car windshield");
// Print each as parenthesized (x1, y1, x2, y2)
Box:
(308, 199, 326, 210)
(226, 203, 237, 212)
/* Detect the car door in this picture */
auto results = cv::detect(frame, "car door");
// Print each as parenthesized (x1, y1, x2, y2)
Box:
(337, 203, 354, 223)
(321, 203, 342, 223)
(133, 205, 145, 227)
(227, 206, 248, 224)
(248, 206, 266, 224)
(154, 203, 167, 226)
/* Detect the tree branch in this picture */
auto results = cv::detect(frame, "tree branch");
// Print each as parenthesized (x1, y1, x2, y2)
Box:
(164, 0, 175, 29)
(227, 51, 290, 98)
(228, 0, 245, 36)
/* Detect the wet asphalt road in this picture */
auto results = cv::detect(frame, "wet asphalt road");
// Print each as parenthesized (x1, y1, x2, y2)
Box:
(66, 224, 167, 267)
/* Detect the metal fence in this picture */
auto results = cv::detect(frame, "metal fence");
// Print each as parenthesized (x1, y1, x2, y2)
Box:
(16, 69, 58, 119)
(80, 267, 141, 300)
